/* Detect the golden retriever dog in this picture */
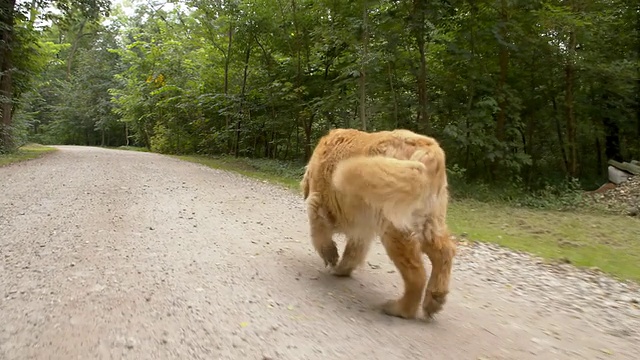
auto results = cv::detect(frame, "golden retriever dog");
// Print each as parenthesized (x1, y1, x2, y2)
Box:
(300, 128, 456, 319)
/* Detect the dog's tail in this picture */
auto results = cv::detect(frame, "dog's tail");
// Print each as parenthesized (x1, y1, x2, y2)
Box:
(331, 148, 446, 225)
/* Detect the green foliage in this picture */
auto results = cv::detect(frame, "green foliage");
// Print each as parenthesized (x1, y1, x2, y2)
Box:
(449, 166, 589, 212)
(516, 178, 585, 210)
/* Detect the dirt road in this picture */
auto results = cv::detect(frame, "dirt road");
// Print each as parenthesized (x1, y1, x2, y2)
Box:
(1, 146, 639, 359)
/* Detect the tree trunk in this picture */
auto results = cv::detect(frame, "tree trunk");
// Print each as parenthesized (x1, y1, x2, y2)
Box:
(359, 0, 368, 131)
(295, 122, 299, 158)
(291, 0, 312, 160)
(27, 0, 38, 30)
(490, 0, 510, 179)
(224, 24, 234, 153)
(637, 78, 640, 141)
(66, 19, 88, 80)
(603, 119, 622, 161)
(143, 122, 151, 150)
(496, 0, 509, 145)
(465, 4, 477, 171)
(595, 137, 603, 177)
(523, 57, 538, 186)
(235, 44, 252, 158)
(0, 0, 16, 151)
(285, 128, 292, 160)
(602, 91, 622, 162)
(388, 61, 399, 128)
(125, 122, 129, 146)
(552, 96, 570, 174)
(412, 0, 428, 132)
(465, 89, 475, 170)
(303, 114, 314, 161)
(564, 29, 578, 177)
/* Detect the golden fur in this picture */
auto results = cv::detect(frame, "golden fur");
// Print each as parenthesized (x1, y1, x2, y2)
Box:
(301, 128, 456, 319)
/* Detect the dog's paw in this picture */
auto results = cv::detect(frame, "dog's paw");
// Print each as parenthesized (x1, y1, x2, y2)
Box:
(320, 244, 339, 268)
(329, 265, 353, 277)
(423, 291, 447, 318)
(381, 299, 418, 319)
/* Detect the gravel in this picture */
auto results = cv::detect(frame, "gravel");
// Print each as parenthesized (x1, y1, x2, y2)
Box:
(456, 240, 640, 341)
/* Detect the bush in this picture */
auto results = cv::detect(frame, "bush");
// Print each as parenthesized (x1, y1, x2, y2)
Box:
(447, 164, 586, 211)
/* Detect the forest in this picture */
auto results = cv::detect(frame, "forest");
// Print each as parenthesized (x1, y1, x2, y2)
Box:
(1, 0, 638, 191)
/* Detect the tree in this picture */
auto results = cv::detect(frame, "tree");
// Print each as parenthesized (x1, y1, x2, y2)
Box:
(0, 0, 110, 151)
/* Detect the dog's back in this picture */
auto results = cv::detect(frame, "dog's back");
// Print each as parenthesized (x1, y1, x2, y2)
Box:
(303, 128, 448, 237)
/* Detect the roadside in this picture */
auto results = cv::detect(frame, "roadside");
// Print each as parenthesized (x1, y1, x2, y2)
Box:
(0, 143, 57, 167)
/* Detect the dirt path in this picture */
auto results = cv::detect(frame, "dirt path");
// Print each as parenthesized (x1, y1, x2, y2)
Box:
(1, 146, 638, 360)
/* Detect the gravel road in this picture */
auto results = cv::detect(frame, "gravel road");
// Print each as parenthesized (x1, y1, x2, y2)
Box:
(1, 146, 639, 360)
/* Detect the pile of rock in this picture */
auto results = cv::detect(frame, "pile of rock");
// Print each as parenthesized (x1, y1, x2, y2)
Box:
(586, 160, 640, 216)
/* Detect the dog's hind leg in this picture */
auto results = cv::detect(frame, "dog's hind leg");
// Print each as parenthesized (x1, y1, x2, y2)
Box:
(380, 227, 426, 319)
(305, 193, 339, 267)
(330, 233, 374, 277)
(421, 231, 456, 318)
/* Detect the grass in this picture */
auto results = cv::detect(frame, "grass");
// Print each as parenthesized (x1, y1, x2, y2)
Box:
(173, 154, 305, 189)
(0, 143, 57, 167)
(113, 145, 151, 152)
(137, 151, 640, 283)
(447, 199, 640, 282)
